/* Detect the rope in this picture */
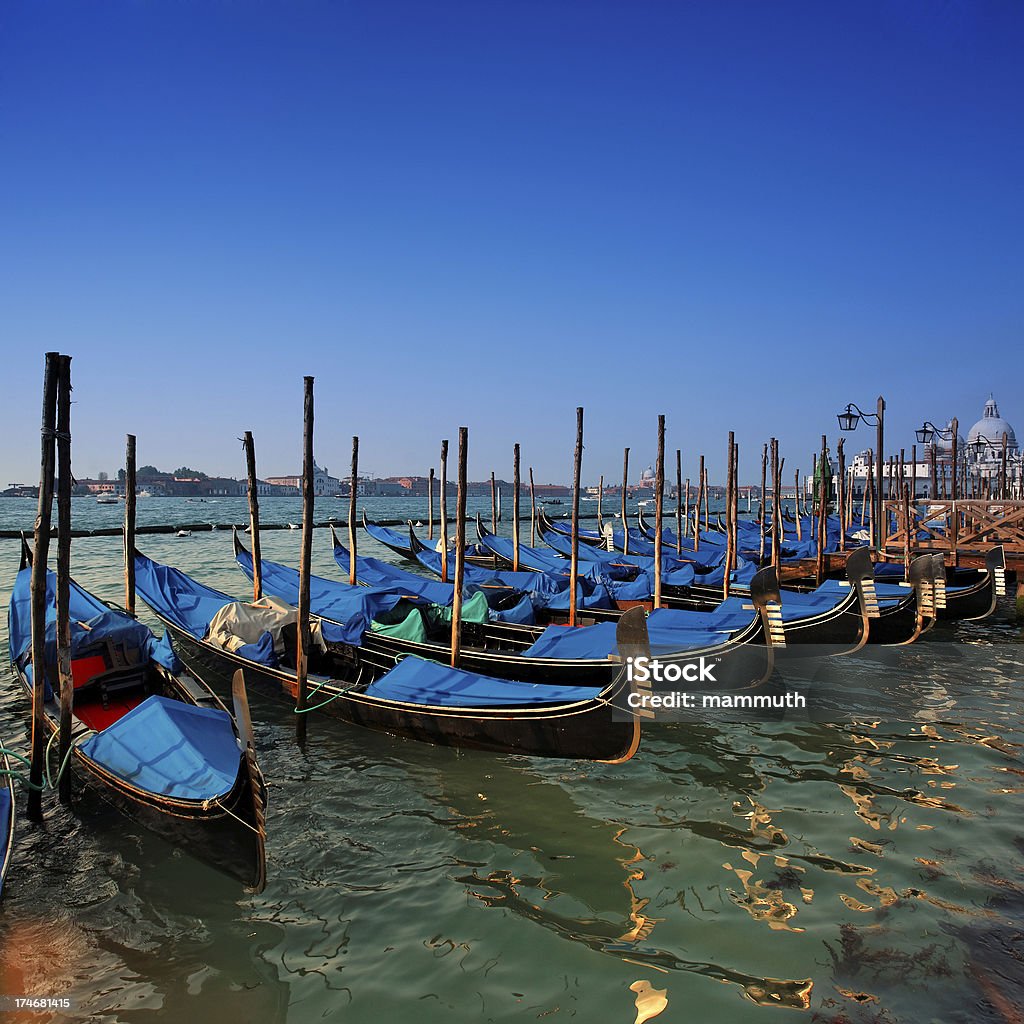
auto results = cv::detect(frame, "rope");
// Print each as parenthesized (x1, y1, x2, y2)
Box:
(211, 797, 263, 836)
(0, 729, 95, 795)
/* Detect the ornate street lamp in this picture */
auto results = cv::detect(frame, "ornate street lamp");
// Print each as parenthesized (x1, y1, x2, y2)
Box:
(837, 397, 885, 549)
(915, 419, 960, 501)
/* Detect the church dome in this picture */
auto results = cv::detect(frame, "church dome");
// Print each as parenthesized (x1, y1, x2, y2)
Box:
(967, 395, 1017, 453)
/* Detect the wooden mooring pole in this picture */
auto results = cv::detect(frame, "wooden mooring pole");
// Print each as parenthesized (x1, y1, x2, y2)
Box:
(569, 408, 584, 626)
(243, 431, 262, 601)
(491, 472, 497, 533)
(621, 447, 630, 556)
(28, 352, 60, 820)
(56, 355, 73, 805)
(759, 443, 767, 563)
(295, 376, 314, 742)
(428, 467, 434, 541)
(529, 466, 536, 548)
(512, 443, 521, 572)
(724, 432, 735, 598)
(451, 427, 468, 666)
(348, 437, 359, 585)
(653, 415, 665, 608)
(440, 440, 449, 582)
(675, 450, 682, 555)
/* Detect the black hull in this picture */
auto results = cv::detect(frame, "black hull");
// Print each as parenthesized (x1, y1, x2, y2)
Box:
(937, 574, 996, 622)
(163, 624, 640, 763)
(0, 752, 13, 894)
(16, 670, 267, 890)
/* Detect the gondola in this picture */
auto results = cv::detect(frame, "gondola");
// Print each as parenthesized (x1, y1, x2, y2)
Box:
(0, 749, 14, 895)
(134, 548, 649, 762)
(874, 548, 1005, 622)
(361, 510, 421, 560)
(231, 533, 781, 686)
(362, 510, 501, 570)
(9, 543, 267, 890)
(536, 508, 606, 547)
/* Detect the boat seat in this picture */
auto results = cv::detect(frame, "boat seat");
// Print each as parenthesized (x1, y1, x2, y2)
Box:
(64, 639, 151, 708)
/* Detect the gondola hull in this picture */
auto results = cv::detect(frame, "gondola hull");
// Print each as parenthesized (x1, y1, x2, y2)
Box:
(14, 667, 267, 890)
(159, 623, 640, 762)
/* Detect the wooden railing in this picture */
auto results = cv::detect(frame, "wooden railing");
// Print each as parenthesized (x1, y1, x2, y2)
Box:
(882, 500, 1024, 555)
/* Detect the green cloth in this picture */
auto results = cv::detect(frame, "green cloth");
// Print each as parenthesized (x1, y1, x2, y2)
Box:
(422, 591, 490, 632)
(370, 603, 428, 644)
(370, 591, 490, 643)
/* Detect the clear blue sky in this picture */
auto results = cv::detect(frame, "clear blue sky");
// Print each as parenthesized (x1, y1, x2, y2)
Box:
(1, 1, 1021, 486)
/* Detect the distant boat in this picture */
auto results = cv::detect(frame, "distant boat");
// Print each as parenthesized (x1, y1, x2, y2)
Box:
(176, 530, 192, 538)
(287, 523, 299, 530)
(96, 495, 118, 505)
(544, 499, 564, 506)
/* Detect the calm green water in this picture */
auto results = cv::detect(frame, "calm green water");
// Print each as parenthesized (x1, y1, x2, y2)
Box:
(0, 498, 1021, 1023)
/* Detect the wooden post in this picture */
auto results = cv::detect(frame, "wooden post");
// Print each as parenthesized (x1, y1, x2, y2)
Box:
(695, 455, 704, 553)
(348, 437, 358, 586)
(653, 415, 665, 608)
(621, 447, 630, 556)
(903, 482, 911, 575)
(867, 472, 875, 549)
(440, 440, 449, 582)
(428, 467, 434, 540)
(512, 443, 521, 572)
(724, 431, 734, 598)
(910, 443, 917, 510)
(732, 442, 740, 569)
(1000, 433, 1008, 500)
(123, 433, 137, 614)
(930, 443, 937, 500)
(874, 395, 885, 551)
(491, 471, 497, 533)
(794, 469, 802, 541)
(529, 466, 536, 548)
(295, 376, 314, 740)
(56, 355, 73, 805)
(816, 435, 827, 584)
(771, 439, 781, 568)
(597, 474, 603, 524)
(28, 351, 60, 821)
(950, 417, 958, 502)
(569, 408, 584, 626)
(450, 427, 468, 666)
(702, 462, 710, 533)
(243, 431, 262, 601)
(683, 477, 690, 543)
(675, 450, 682, 554)
(759, 443, 767, 562)
(837, 438, 846, 551)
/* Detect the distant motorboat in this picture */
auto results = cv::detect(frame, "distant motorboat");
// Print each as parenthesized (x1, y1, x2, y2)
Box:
(96, 495, 119, 505)
(176, 530, 192, 538)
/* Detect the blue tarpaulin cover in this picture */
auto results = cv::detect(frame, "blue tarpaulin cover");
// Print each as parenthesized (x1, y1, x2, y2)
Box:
(521, 618, 727, 660)
(412, 544, 613, 612)
(137, 551, 370, 647)
(333, 541, 461, 605)
(236, 546, 406, 629)
(8, 565, 181, 678)
(364, 656, 602, 707)
(78, 695, 239, 801)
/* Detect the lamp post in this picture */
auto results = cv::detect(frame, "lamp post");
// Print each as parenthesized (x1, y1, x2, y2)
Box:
(837, 396, 885, 549)
(969, 432, 1008, 499)
(915, 419, 959, 502)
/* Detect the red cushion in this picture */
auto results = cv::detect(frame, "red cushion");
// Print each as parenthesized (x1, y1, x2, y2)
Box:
(71, 655, 108, 689)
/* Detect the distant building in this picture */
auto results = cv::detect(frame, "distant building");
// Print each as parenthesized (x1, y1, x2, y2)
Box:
(265, 459, 339, 496)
